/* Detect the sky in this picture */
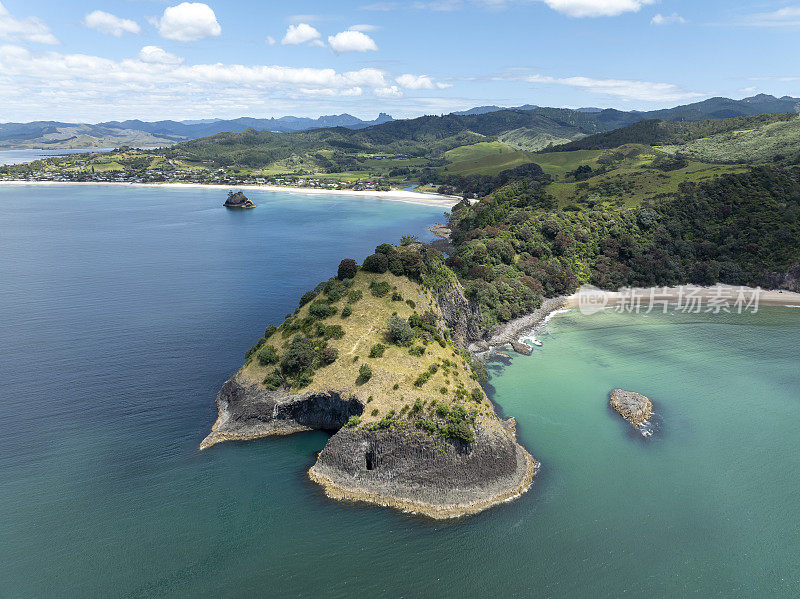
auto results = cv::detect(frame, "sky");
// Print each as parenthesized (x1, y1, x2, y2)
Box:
(1, 0, 800, 122)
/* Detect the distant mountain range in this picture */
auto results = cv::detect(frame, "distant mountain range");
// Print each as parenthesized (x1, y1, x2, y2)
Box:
(2, 95, 799, 151)
(0, 113, 395, 150)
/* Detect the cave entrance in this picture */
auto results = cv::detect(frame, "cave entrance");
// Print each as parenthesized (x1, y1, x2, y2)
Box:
(365, 450, 375, 471)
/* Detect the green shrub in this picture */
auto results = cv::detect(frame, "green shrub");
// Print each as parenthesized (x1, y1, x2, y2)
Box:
(375, 243, 394, 255)
(435, 403, 450, 417)
(337, 259, 358, 280)
(415, 417, 438, 434)
(471, 360, 489, 384)
(323, 324, 345, 340)
(319, 347, 338, 365)
(414, 372, 431, 387)
(408, 345, 425, 357)
(391, 292, 403, 301)
(385, 315, 415, 346)
(309, 302, 337, 319)
(406, 299, 416, 309)
(341, 304, 352, 318)
(471, 388, 484, 402)
(440, 420, 474, 443)
(356, 364, 373, 385)
(363, 253, 389, 273)
(281, 336, 315, 374)
(294, 370, 313, 389)
(348, 289, 363, 303)
(264, 325, 277, 338)
(346, 415, 361, 427)
(262, 371, 283, 391)
(256, 345, 279, 366)
(327, 286, 343, 303)
(369, 343, 386, 358)
(410, 399, 423, 414)
(369, 280, 390, 297)
(299, 289, 317, 306)
(371, 408, 379, 416)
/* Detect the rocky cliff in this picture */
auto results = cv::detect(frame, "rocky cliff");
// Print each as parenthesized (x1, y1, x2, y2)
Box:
(202, 373, 536, 518)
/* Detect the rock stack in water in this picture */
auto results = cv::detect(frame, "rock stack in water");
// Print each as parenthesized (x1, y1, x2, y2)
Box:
(224, 191, 256, 209)
(609, 389, 653, 431)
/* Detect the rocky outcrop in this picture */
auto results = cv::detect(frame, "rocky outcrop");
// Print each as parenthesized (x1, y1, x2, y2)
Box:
(200, 377, 363, 449)
(223, 191, 256, 209)
(201, 374, 537, 519)
(437, 282, 487, 348)
(609, 389, 653, 430)
(310, 420, 537, 519)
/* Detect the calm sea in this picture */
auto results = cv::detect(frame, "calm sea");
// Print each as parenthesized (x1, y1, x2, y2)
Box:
(1, 184, 799, 598)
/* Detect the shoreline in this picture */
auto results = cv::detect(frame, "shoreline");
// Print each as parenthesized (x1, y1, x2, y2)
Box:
(474, 284, 800, 357)
(566, 284, 800, 309)
(0, 180, 462, 208)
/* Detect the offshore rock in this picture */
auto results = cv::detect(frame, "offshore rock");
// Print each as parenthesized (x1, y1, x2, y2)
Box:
(223, 191, 256, 209)
(609, 389, 654, 431)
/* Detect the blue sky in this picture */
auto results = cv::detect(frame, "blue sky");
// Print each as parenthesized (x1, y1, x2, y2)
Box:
(1, 0, 799, 122)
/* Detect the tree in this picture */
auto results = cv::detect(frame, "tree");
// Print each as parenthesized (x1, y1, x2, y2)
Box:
(337, 259, 358, 280)
(363, 253, 389, 273)
(385, 315, 415, 346)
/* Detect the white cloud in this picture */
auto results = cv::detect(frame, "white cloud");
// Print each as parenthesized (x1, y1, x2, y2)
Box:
(0, 2, 59, 44)
(651, 13, 686, 26)
(525, 73, 703, 102)
(138, 45, 184, 65)
(156, 3, 221, 42)
(375, 85, 403, 97)
(0, 44, 389, 91)
(363, 0, 653, 15)
(396, 73, 450, 89)
(282, 23, 322, 45)
(83, 11, 141, 37)
(348, 24, 380, 31)
(266, 36, 276, 45)
(538, 0, 655, 18)
(744, 7, 800, 27)
(328, 30, 378, 53)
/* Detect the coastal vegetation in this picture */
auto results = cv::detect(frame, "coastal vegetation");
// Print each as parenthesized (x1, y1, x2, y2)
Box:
(236, 246, 492, 440)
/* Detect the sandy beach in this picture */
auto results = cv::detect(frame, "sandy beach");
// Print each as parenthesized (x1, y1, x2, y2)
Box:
(0, 180, 462, 208)
(567, 284, 800, 310)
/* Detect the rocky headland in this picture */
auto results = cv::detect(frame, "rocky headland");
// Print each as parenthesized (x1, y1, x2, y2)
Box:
(201, 245, 540, 519)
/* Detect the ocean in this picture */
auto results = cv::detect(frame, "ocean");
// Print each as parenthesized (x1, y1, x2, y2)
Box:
(1, 184, 798, 598)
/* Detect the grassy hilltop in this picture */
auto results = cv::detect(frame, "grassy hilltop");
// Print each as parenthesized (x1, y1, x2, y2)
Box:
(232, 242, 494, 445)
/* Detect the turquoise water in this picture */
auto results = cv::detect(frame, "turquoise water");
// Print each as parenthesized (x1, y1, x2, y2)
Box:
(2, 185, 799, 597)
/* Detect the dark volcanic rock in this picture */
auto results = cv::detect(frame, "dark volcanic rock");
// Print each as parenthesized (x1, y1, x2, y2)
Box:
(223, 191, 256, 209)
(202, 375, 537, 518)
(437, 282, 488, 348)
(309, 420, 537, 518)
(200, 378, 363, 448)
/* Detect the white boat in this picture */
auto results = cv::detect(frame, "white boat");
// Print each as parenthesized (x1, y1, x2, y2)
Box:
(523, 335, 543, 347)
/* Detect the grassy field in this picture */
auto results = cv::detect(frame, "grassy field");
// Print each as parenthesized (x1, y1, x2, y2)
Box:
(442, 142, 538, 176)
(238, 270, 494, 428)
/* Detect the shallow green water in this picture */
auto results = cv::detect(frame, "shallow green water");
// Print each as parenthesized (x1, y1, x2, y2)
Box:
(486, 308, 800, 597)
(2, 185, 799, 597)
